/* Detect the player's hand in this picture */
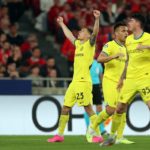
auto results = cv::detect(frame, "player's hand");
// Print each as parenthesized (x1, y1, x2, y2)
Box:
(117, 79, 124, 92)
(57, 16, 64, 25)
(136, 44, 146, 50)
(93, 10, 100, 19)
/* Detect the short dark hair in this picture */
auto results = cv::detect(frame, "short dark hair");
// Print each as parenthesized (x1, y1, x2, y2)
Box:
(114, 22, 127, 32)
(32, 47, 40, 52)
(131, 13, 145, 29)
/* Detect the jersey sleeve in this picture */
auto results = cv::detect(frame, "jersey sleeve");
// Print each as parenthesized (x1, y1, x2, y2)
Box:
(74, 39, 79, 47)
(102, 43, 111, 56)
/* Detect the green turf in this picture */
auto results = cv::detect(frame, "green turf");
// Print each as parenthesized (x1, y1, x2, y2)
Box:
(0, 136, 149, 150)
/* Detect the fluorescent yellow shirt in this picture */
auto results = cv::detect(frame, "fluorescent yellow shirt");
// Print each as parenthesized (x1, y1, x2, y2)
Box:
(72, 39, 95, 82)
(102, 40, 127, 82)
(126, 32, 150, 79)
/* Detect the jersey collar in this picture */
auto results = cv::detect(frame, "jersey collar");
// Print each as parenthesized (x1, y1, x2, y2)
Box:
(134, 31, 144, 40)
(114, 40, 124, 47)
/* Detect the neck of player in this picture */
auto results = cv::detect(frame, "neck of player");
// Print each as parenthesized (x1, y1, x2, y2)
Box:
(114, 38, 124, 46)
(133, 28, 144, 39)
(80, 38, 89, 44)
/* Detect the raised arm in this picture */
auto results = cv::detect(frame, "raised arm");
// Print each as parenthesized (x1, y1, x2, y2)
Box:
(90, 10, 100, 46)
(57, 16, 76, 44)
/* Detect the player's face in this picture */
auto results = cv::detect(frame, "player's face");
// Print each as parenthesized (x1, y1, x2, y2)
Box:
(78, 28, 90, 40)
(116, 26, 128, 42)
(127, 18, 137, 31)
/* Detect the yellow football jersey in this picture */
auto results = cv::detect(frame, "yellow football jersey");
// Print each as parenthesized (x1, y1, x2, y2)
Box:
(72, 39, 95, 82)
(102, 40, 127, 82)
(126, 32, 150, 79)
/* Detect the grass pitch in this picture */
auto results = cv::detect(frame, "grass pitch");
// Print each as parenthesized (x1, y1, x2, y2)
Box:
(0, 136, 149, 150)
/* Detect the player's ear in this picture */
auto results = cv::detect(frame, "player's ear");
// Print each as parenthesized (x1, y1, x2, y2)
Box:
(114, 31, 118, 37)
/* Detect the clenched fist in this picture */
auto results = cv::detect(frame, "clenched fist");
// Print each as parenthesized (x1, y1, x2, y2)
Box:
(93, 10, 100, 19)
(57, 16, 64, 25)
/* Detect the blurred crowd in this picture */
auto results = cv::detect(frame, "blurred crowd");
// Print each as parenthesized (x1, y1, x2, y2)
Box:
(0, 0, 150, 86)
(0, 0, 61, 87)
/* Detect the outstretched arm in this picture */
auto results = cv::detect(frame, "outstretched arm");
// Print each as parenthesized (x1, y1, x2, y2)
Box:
(97, 52, 125, 63)
(90, 10, 100, 46)
(137, 44, 150, 50)
(57, 17, 76, 44)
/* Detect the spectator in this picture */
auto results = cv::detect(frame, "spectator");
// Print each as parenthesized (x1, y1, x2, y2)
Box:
(40, 0, 53, 12)
(47, 0, 63, 34)
(115, 4, 132, 22)
(40, 56, 61, 77)
(7, 23, 24, 45)
(100, 2, 116, 26)
(19, 35, 39, 77)
(59, 2, 74, 25)
(83, 0, 94, 27)
(55, 2, 74, 43)
(0, 5, 9, 19)
(5, 62, 20, 78)
(61, 32, 76, 77)
(68, 11, 81, 30)
(0, 32, 7, 48)
(0, 64, 6, 77)
(0, 41, 11, 65)
(6, 0, 25, 23)
(26, 64, 43, 87)
(47, 68, 59, 87)
(7, 45, 23, 68)
(68, 0, 84, 11)
(21, 34, 39, 60)
(0, 12, 10, 33)
(26, 47, 46, 67)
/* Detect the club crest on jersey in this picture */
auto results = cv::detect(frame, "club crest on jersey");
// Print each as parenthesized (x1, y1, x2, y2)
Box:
(103, 44, 108, 48)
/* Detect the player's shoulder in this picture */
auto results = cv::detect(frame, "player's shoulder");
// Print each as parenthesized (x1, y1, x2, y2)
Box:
(143, 32, 150, 38)
(143, 32, 150, 35)
(102, 41, 116, 55)
(103, 41, 114, 48)
(126, 32, 150, 40)
(126, 34, 134, 45)
(74, 39, 80, 45)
